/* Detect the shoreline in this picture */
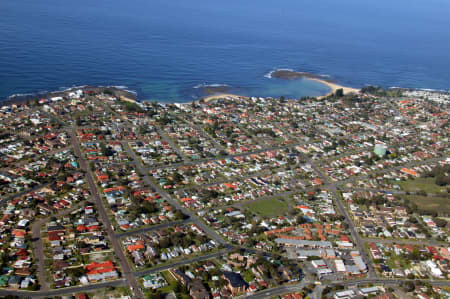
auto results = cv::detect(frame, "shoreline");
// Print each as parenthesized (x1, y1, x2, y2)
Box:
(199, 78, 360, 103)
(0, 70, 360, 105)
(1, 86, 138, 106)
(267, 69, 360, 99)
(308, 78, 360, 99)
(0, 80, 359, 107)
(1, 79, 403, 107)
(200, 93, 246, 103)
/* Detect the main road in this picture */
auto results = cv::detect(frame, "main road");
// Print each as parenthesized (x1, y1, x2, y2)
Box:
(241, 277, 450, 299)
(0, 279, 127, 299)
(306, 158, 377, 278)
(240, 279, 311, 299)
(69, 130, 144, 299)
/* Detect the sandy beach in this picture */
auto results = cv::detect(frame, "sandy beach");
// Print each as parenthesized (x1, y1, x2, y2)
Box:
(120, 95, 137, 103)
(200, 79, 359, 103)
(201, 93, 245, 103)
(309, 78, 360, 99)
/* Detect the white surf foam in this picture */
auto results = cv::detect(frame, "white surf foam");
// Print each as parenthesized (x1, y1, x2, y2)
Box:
(193, 83, 229, 89)
(264, 68, 294, 79)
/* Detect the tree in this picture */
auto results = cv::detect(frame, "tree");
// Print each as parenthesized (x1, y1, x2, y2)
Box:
(142, 201, 157, 214)
(102, 146, 115, 157)
(434, 218, 447, 228)
(335, 88, 344, 97)
(67, 266, 86, 277)
(436, 174, 450, 186)
(416, 190, 427, 196)
(159, 237, 171, 248)
(307, 256, 322, 261)
(175, 209, 188, 220)
(123, 101, 144, 113)
(408, 216, 418, 224)
(402, 281, 415, 292)
(297, 215, 307, 224)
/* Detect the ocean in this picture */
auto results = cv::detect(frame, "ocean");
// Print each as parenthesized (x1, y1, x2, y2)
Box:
(1, 0, 449, 102)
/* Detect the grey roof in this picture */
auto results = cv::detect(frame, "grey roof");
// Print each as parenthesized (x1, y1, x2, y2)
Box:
(223, 271, 248, 288)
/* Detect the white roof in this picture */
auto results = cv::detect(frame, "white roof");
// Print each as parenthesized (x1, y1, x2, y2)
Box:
(360, 286, 379, 294)
(317, 268, 332, 274)
(334, 259, 346, 272)
(335, 290, 355, 297)
(18, 219, 29, 227)
(311, 259, 327, 268)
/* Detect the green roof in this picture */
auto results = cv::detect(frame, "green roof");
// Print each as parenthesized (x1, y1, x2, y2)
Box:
(0, 275, 8, 286)
(374, 144, 387, 157)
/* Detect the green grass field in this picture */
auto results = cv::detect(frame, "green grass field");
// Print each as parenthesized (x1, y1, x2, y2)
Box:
(386, 255, 410, 270)
(397, 177, 447, 194)
(155, 270, 177, 293)
(244, 198, 289, 217)
(407, 195, 450, 214)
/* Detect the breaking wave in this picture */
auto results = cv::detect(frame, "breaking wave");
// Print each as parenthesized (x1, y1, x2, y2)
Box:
(193, 83, 229, 89)
(264, 68, 294, 79)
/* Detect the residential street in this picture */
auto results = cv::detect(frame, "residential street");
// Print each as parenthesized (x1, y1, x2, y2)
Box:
(70, 130, 144, 299)
(32, 202, 85, 291)
(122, 141, 229, 247)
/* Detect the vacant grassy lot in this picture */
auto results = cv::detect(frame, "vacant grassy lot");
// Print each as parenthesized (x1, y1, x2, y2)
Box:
(244, 198, 289, 217)
(386, 254, 410, 270)
(397, 177, 447, 194)
(156, 270, 177, 293)
(407, 195, 450, 215)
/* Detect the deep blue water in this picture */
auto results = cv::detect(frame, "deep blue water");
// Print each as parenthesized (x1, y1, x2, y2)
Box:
(1, 0, 450, 102)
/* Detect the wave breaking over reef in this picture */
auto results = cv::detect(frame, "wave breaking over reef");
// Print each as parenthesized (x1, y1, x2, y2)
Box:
(265, 69, 333, 81)
(193, 83, 231, 95)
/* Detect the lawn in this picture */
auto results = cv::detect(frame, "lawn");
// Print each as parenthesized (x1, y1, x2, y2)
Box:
(406, 195, 450, 215)
(161, 270, 177, 285)
(156, 270, 178, 293)
(244, 198, 289, 217)
(397, 177, 447, 194)
(386, 254, 410, 270)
